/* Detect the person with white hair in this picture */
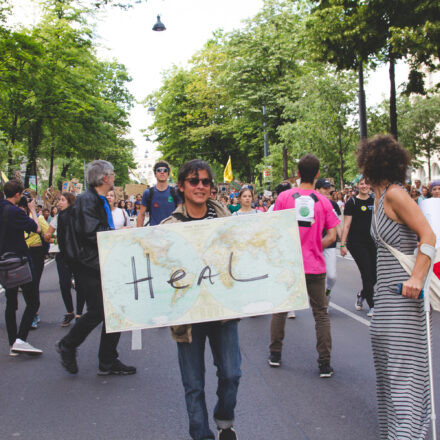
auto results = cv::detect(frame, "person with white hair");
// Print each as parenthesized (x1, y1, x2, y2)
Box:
(56, 160, 136, 377)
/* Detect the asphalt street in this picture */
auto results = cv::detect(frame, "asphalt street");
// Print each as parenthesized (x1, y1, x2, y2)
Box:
(1, 255, 439, 440)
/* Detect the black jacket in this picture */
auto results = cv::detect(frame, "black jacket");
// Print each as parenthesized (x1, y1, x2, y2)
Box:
(72, 187, 111, 271)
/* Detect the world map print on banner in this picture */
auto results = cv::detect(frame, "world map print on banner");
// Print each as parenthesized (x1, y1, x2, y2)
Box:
(97, 209, 309, 332)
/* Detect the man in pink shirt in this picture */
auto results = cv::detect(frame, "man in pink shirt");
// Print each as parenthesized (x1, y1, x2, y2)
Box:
(268, 154, 340, 378)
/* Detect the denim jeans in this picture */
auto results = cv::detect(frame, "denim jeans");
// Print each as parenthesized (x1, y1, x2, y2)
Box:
(177, 320, 242, 440)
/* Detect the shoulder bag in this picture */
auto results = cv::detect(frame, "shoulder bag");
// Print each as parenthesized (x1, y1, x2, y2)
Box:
(0, 205, 33, 289)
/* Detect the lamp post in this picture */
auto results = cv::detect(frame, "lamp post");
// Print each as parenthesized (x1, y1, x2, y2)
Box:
(262, 105, 271, 190)
(152, 15, 166, 32)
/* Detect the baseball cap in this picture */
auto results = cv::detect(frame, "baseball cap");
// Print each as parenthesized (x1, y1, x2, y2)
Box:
(315, 178, 331, 189)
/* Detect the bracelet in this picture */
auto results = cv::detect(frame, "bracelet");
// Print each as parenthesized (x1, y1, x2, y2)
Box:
(340, 244, 345, 248)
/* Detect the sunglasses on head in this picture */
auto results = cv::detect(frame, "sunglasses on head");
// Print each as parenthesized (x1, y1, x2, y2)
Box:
(185, 178, 211, 187)
(155, 167, 169, 173)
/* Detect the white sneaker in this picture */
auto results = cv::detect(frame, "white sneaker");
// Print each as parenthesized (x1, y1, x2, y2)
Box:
(367, 308, 374, 317)
(287, 311, 296, 319)
(9, 347, 19, 357)
(11, 338, 43, 355)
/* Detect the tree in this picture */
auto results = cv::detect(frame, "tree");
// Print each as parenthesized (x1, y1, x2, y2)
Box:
(399, 95, 440, 180)
(278, 66, 359, 188)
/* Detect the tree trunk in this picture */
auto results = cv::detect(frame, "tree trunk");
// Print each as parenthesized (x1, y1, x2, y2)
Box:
(358, 61, 368, 139)
(338, 133, 344, 190)
(48, 145, 55, 187)
(282, 147, 288, 180)
(7, 114, 19, 179)
(427, 150, 432, 181)
(389, 54, 398, 139)
(24, 119, 43, 189)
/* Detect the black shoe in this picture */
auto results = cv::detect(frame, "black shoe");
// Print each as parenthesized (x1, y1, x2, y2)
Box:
(61, 313, 75, 327)
(319, 362, 334, 378)
(218, 427, 237, 440)
(97, 359, 136, 376)
(268, 352, 281, 368)
(55, 340, 78, 374)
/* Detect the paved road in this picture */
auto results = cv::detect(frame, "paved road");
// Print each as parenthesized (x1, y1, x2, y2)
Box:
(0, 256, 439, 440)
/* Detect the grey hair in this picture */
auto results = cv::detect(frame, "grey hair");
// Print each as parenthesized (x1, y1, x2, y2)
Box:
(86, 160, 114, 187)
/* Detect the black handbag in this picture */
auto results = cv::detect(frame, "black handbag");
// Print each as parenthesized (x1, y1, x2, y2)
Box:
(0, 205, 33, 289)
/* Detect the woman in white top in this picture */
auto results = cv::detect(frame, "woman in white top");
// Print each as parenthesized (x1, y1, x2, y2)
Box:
(106, 190, 129, 230)
(232, 187, 260, 216)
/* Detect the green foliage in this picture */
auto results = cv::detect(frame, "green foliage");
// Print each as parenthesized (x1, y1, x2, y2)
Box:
(0, 0, 135, 190)
(278, 65, 359, 188)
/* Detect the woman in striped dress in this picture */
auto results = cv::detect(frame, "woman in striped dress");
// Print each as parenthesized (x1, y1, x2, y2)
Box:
(357, 135, 436, 440)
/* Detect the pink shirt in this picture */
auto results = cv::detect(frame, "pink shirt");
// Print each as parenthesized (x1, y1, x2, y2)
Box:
(274, 188, 340, 274)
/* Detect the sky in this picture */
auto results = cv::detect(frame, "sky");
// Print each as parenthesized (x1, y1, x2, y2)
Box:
(10, 0, 409, 157)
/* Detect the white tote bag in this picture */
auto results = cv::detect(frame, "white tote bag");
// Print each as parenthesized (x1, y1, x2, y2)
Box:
(374, 211, 440, 311)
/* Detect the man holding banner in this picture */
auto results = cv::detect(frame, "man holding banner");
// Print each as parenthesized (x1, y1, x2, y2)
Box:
(161, 159, 241, 440)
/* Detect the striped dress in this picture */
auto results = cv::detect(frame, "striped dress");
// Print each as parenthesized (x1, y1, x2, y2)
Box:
(370, 185, 430, 440)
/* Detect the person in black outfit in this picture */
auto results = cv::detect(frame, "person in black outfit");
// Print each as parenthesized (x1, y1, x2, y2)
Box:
(0, 179, 42, 355)
(56, 160, 136, 376)
(340, 177, 376, 316)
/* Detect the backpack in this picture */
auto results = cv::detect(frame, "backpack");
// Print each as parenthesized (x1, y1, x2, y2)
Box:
(292, 192, 319, 227)
(145, 186, 179, 213)
(57, 205, 82, 267)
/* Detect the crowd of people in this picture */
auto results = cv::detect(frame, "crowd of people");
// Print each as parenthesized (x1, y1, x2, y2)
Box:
(0, 134, 438, 440)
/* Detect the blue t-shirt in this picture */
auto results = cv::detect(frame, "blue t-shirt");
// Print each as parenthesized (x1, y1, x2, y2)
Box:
(98, 195, 115, 230)
(141, 186, 181, 226)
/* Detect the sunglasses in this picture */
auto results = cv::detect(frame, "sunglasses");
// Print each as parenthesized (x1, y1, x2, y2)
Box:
(155, 167, 169, 173)
(185, 178, 211, 187)
(211, 191, 218, 195)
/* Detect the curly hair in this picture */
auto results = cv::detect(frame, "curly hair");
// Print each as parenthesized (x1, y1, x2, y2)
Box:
(356, 135, 410, 186)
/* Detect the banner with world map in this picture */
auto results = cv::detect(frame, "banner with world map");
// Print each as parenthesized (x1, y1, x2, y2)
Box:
(97, 209, 309, 332)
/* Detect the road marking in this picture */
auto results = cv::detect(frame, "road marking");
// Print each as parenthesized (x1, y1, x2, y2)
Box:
(337, 254, 354, 261)
(131, 329, 142, 350)
(329, 301, 371, 327)
(0, 258, 55, 295)
(44, 258, 55, 267)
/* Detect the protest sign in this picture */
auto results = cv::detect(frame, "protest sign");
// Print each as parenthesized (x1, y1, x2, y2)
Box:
(98, 209, 308, 332)
(114, 186, 124, 201)
(124, 184, 148, 198)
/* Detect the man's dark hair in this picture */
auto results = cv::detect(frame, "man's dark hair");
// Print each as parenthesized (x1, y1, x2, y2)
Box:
(275, 181, 291, 195)
(177, 159, 213, 199)
(154, 160, 171, 173)
(297, 154, 320, 183)
(4, 179, 24, 198)
(356, 134, 410, 186)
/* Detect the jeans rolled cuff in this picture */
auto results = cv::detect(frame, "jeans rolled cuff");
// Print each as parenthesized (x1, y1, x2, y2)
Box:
(215, 418, 234, 430)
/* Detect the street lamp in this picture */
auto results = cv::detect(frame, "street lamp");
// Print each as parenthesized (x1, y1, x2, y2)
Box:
(147, 102, 156, 114)
(152, 15, 166, 32)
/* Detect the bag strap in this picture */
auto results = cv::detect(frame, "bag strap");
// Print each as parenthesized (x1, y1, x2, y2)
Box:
(170, 186, 179, 206)
(0, 204, 10, 253)
(373, 184, 415, 261)
(146, 187, 154, 213)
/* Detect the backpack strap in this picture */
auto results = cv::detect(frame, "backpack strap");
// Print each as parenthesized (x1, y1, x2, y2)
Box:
(0, 205, 10, 253)
(146, 186, 155, 213)
(172, 212, 191, 222)
(170, 186, 179, 206)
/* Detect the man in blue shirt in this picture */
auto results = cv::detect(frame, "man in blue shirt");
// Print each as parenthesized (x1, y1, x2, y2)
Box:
(136, 160, 181, 227)
(0, 179, 42, 355)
